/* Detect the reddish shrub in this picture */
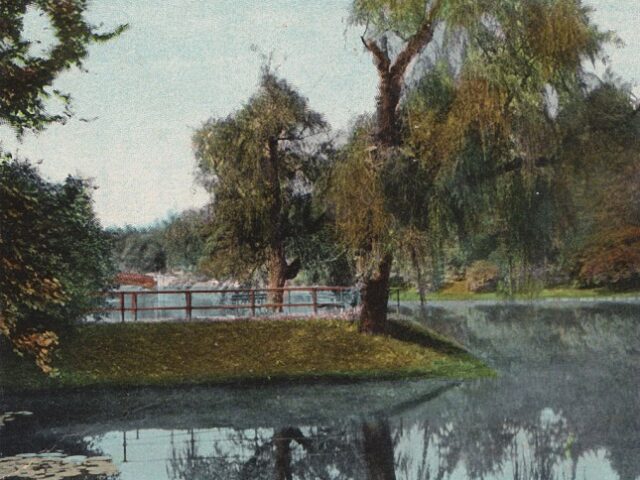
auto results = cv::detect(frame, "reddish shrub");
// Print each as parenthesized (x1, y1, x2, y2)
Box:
(466, 260, 500, 293)
(575, 226, 640, 290)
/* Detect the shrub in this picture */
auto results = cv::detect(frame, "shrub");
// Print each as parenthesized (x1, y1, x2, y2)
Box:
(466, 260, 500, 293)
(1, 158, 115, 371)
(574, 226, 640, 291)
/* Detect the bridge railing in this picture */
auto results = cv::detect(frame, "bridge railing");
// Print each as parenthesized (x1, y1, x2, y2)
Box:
(93, 286, 358, 323)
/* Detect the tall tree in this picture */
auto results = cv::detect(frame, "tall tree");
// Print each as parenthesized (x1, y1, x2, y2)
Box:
(334, 0, 610, 333)
(194, 71, 328, 305)
(0, 1, 124, 370)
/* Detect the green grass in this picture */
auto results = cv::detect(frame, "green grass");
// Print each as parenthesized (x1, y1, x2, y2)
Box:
(0, 319, 492, 393)
(392, 284, 640, 302)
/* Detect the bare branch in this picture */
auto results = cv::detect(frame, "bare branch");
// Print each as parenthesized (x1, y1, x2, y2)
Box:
(361, 36, 391, 72)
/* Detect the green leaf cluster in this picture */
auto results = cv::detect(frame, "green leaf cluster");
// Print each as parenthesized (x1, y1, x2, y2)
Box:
(0, 0, 127, 135)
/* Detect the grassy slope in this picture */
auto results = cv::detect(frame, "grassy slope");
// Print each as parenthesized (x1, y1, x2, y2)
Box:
(393, 282, 640, 301)
(0, 319, 492, 392)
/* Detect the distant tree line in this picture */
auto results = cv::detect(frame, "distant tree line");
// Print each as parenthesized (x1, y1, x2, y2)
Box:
(108, 202, 355, 287)
(109, 209, 208, 274)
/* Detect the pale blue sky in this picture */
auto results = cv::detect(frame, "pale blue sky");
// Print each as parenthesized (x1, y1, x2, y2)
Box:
(2, 0, 639, 226)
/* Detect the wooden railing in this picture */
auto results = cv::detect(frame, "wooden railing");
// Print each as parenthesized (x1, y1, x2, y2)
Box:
(97, 286, 357, 323)
(389, 288, 401, 314)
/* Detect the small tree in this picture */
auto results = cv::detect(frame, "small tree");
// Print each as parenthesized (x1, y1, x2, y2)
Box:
(574, 226, 640, 291)
(194, 71, 328, 304)
(163, 209, 207, 271)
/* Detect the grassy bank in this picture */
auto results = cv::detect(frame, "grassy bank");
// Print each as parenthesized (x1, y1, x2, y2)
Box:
(393, 283, 640, 302)
(0, 319, 492, 393)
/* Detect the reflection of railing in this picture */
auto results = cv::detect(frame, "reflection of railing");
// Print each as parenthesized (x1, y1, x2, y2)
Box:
(97, 286, 356, 323)
(389, 288, 401, 314)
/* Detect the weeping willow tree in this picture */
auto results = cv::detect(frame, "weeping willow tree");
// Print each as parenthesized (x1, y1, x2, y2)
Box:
(332, 0, 611, 333)
(193, 71, 328, 304)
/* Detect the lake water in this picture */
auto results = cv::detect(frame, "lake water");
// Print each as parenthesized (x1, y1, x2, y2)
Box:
(1, 302, 639, 479)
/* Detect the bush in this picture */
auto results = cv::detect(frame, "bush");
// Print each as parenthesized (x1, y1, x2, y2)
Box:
(0, 157, 115, 371)
(466, 260, 500, 293)
(574, 226, 640, 291)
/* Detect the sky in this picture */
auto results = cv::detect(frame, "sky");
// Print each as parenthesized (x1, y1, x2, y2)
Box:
(2, 0, 639, 227)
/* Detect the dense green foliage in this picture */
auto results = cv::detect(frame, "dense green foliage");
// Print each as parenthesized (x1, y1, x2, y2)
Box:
(0, 0, 124, 371)
(0, 318, 491, 391)
(0, 157, 114, 371)
(385, 79, 640, 294)
(193, 71, 330, 287)
(111, 225, 167, 273)
(109, 209, 208, 274)
(559, 83, 640, 289)
(0, 0, 126, 135)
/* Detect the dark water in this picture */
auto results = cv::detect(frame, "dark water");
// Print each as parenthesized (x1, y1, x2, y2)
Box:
(1, 302, 639, 479)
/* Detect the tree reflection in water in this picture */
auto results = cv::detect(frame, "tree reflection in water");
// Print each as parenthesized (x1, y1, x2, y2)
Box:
(166, 423, 370, 479)
(163, 405, 635, 480)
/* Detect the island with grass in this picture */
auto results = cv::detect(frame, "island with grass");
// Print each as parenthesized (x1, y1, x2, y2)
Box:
(0, 318, 492, 393)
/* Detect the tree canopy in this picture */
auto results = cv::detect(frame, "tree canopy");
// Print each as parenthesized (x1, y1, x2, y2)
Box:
(193, 71, 329, 297)
(0, 1, 124, 371)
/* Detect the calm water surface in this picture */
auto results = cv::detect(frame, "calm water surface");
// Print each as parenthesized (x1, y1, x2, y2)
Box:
(1, 302, 639, 479)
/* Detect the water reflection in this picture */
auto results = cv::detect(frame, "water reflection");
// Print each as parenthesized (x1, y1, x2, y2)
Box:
(166, 425, 369, 479)
(2, 302, 638, 479)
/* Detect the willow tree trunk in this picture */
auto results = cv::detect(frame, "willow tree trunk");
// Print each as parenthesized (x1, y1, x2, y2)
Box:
(358, 70, 402, 334)
(359, 253, 393, 334)
(361, 419, 397, 480)
(359, 12, 438, 333)
(264, 136, 295, 311)
(274, 427, 312, 480)
(267, 247, 288, 311)
(266, 247, 301, 312)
